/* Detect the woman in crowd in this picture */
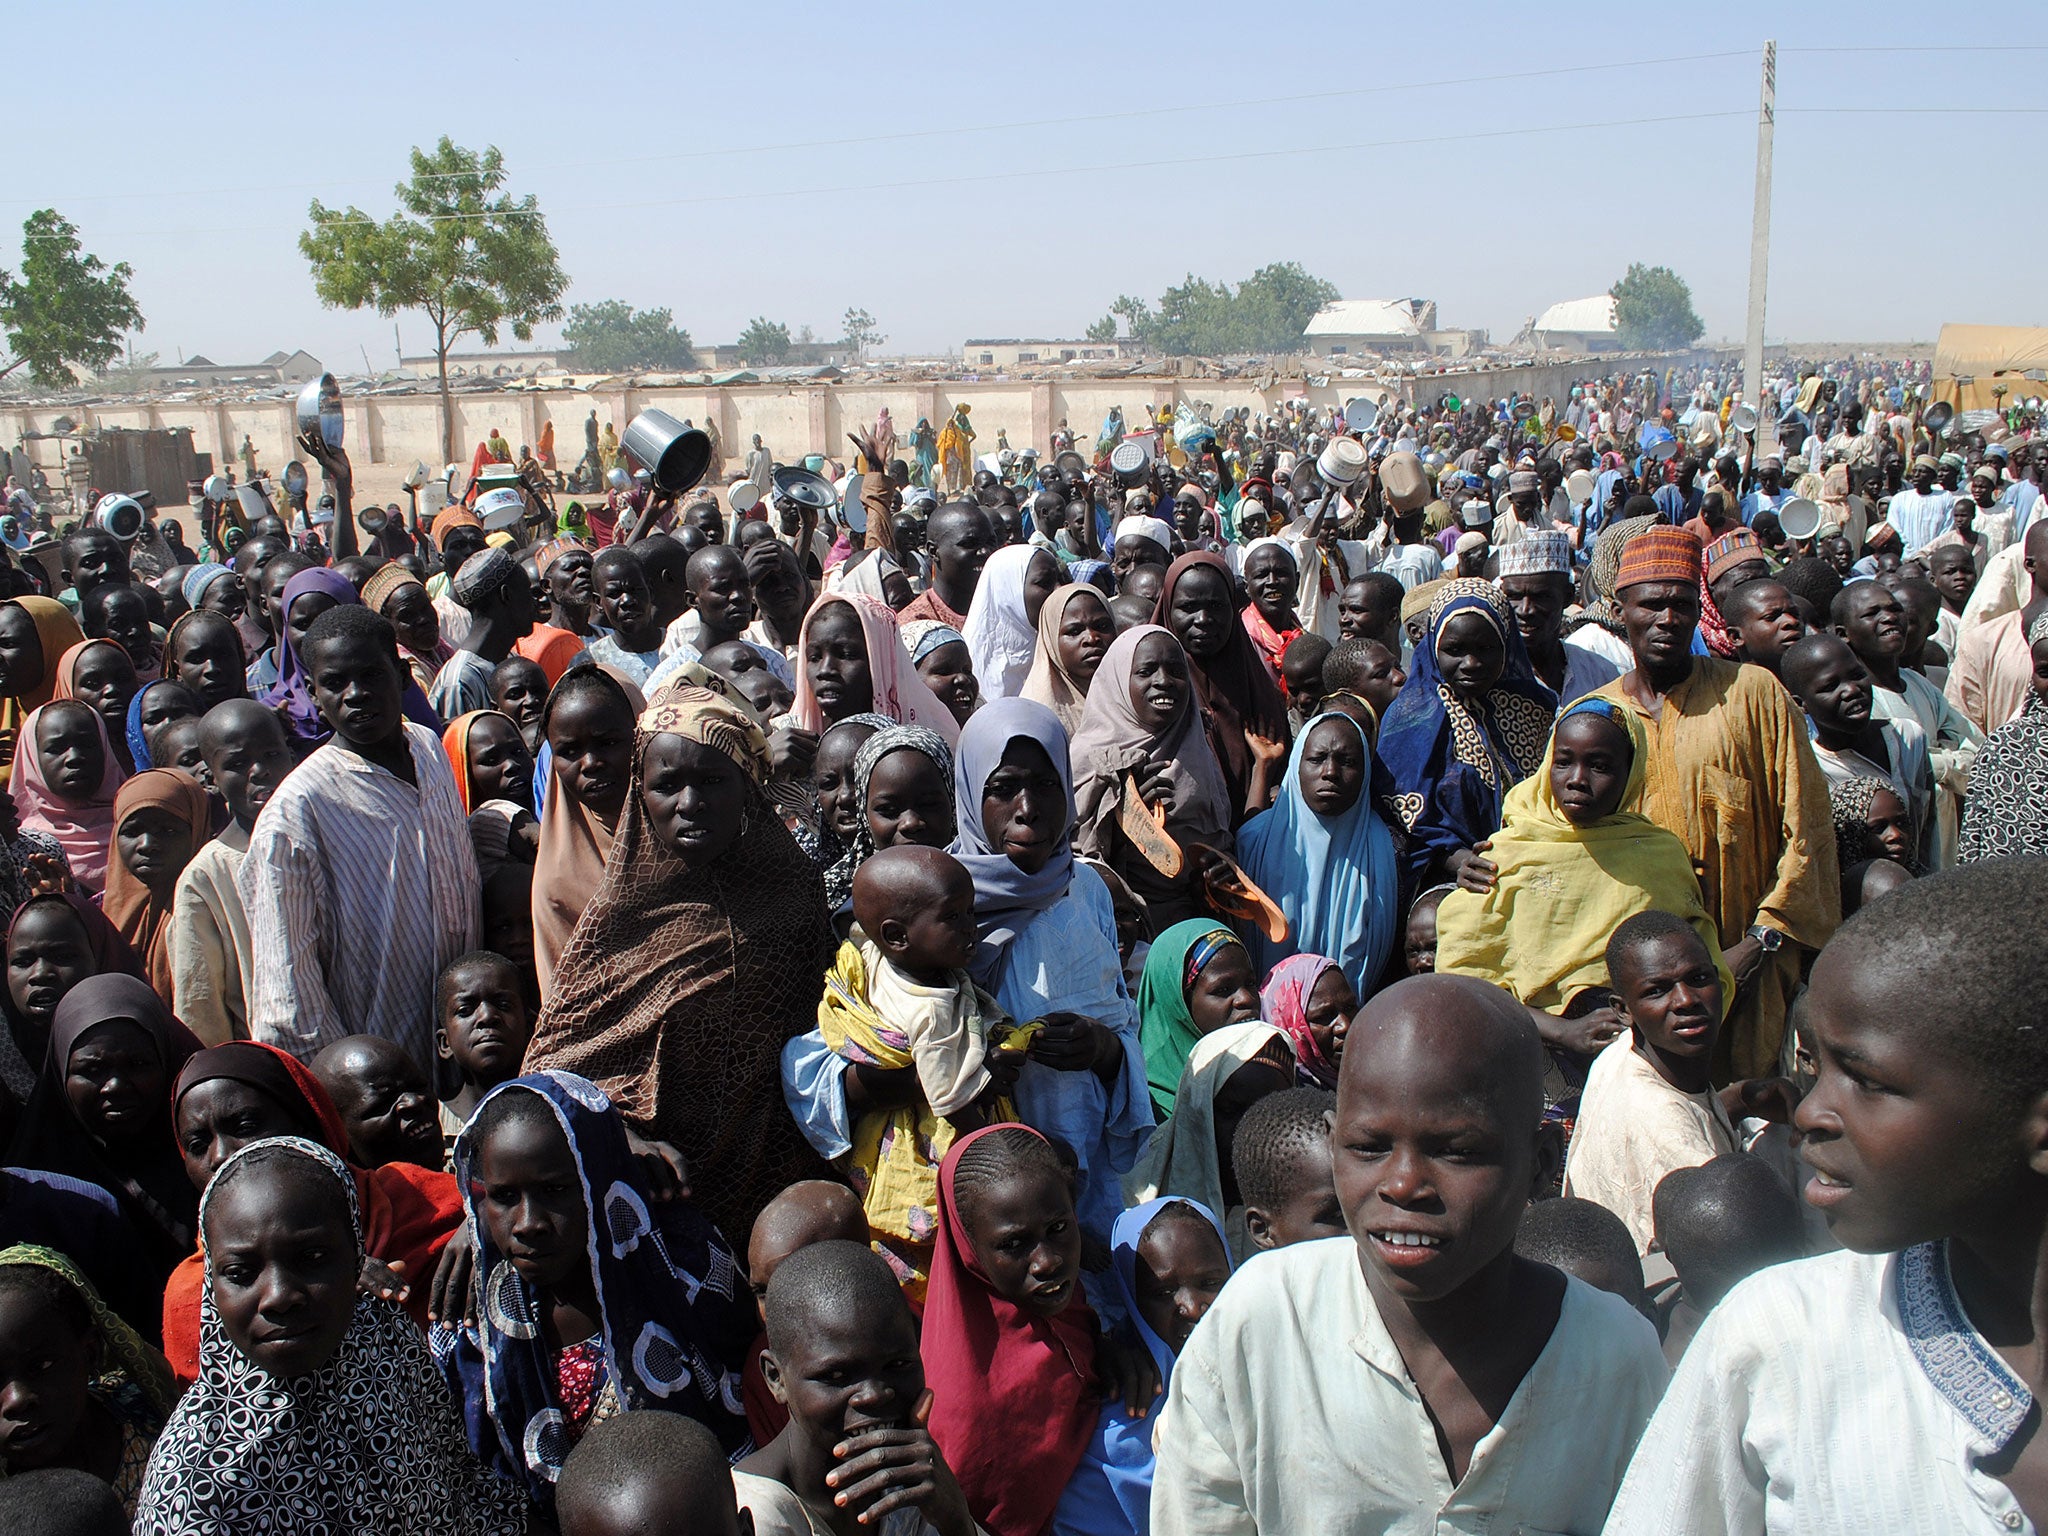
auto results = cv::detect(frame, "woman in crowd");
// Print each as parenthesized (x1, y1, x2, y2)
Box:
(159, 610, 249, 714)
(0, 595, 85, 790)
(1257, 952, 1355, 1090)
(1134, 920, 1260, 1120)
(1150, 552, 1289, 820)
(1070, 626, 1235, 933)
(163, 1040, 464, 1386)
(441, 708, 534, 817)
(363, 563, 453, 698)
(1234, 707, 1401, 995)
(943, 698, 1151, 1251)
(963, 544, 1062, 702)
(1434, 697, 1731, 1065)
(133, 1136, 526, 1534)
(902, 618, 981, 728)
(52, 639, 141, 775)
(791, 592, 961, 746)
(0, 895, 142, 1127)
(532, 667, 641, 998)
(12, 700, 124, 895)
(1378, 577, 1556, 884)
(101, 768, 213, 1000)
(437, 1072, 753, 1518)
(8, 975, 201, 1305)
(1022, 582, 1116, 735)
(526, 683, 834, 1243)
(819, 722, 955, 917)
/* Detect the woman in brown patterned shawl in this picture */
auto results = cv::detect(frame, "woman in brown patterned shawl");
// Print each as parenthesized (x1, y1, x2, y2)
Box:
(524, 681, 833, 1243)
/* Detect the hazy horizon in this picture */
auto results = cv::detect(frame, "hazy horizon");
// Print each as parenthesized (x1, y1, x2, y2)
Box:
(9, 3, 2042, 375)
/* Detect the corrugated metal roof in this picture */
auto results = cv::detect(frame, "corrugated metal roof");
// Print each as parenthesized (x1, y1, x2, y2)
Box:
(1304, 299, 1430, 338)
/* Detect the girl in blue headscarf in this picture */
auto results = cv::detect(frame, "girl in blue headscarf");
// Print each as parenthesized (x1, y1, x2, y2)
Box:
(431, 1070, 754, 1521)
(1376, 578, 1556, 887)
(1234, 709, 1402, 998)
(1050, 1197, 1233, 1536)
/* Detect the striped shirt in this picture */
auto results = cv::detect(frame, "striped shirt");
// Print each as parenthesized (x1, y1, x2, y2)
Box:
(1604, 1243, 2035, 1534)
(239, 721, 480, 1070)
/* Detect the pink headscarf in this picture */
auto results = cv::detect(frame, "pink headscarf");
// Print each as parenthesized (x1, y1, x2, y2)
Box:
(11, 701, 127, 893)
(788, 593, 960, 746)
(1259, 951, 1344, 1088)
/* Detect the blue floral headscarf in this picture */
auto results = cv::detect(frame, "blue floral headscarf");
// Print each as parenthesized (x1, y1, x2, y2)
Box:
(432, 1071, 754, 1515)
(1376, 578, 1556, 880)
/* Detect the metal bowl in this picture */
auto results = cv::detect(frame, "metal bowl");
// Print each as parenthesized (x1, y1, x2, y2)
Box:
(296, 373, 343, 450)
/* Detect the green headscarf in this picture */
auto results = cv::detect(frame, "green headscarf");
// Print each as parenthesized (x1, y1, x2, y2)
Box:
(0, 1242, 175, 1415)
(1136, 920, 1248, 1120)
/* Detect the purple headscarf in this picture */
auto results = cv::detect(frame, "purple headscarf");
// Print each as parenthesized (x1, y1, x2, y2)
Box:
(259, 567, 441, 743)
(945, 697, 1076, 986)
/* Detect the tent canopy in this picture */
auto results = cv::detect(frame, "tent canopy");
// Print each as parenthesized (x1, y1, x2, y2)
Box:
(1932, 325, 2048, 412)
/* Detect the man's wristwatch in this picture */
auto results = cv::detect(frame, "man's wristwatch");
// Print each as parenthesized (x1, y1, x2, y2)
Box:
(1745, 924, 1785, 954)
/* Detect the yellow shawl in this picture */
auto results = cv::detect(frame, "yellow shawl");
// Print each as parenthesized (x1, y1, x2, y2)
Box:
(1435, 702, 1733, 1013)
(817, 940, 1012, 1296)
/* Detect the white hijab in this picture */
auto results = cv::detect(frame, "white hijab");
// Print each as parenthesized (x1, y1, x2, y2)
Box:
(962, 544, 1048, 702)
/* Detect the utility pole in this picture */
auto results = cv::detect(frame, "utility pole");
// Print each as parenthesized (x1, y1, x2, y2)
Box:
(1742, 40, 1777, 413)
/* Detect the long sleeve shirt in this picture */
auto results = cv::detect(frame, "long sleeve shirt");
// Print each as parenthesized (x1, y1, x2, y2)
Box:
(239, 723, 480, 1071)
(167, 825, 253, 1046)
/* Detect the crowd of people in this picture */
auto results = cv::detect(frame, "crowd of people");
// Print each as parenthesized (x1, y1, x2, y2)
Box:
(0, 358, 2042, 1534)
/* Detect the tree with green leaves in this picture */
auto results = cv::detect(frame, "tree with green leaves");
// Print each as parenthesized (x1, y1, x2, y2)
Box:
(737, 317, 792, 367)
(1097, 263, 1338, 356)
(1609, 264, 1705, 351)
(842, 307, 883, 357)
(300, 138, 567, 463)
(0, 211, 145, 387)
(560, 301, 696, 372)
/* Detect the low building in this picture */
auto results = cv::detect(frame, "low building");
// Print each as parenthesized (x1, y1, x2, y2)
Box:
(1303, 300, 1438, 358)
(959, 338, 1139, 367)
(144, 349, 323, 388)
(402, 349, 571, 380)
(1532, 296, 1621, 353)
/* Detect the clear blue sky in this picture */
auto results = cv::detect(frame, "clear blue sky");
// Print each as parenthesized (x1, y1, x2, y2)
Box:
(8, 2, 2042, 370)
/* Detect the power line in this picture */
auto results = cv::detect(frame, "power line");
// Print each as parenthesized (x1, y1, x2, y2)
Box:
(2, 48, 1761, 210)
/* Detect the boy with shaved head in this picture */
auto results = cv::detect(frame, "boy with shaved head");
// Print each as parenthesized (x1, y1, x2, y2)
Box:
(1606, 858, 2048, 1533)
(737, 1240, 979, 1536)
(1152, 974, 1667, 1535)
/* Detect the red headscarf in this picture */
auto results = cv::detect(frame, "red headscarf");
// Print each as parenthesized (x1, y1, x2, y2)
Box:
(158, 1041, 465, 1387)
(923, 1125, 1099, 1536)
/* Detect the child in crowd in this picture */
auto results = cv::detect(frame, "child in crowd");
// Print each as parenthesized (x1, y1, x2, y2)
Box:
(489, 655, 549, 755)
(1232, 1086, 1343, 1252)
(741, 1181, 869, 1447)
(134, 1136, 525, 1534)
(1782, 633, 1933, 868)
(1134, 923, 1260, 1119)
(434, 1072, 754, 1523)
(0, 1244, 173, 1518)
(1605, 860, 2048, 1530)
(1512, 1196, 1653, 1321)
(433, 950, 534, 1159)
(820, 845, 1018, 1290)
(926, 1125, 1158, 1536)
(558, 1411, 751, 1536)
(1403, 885, 1451, 974)
(1055, 1198, 1235, 1536)
(1151, 974, 1668, 1534)
(0, 1466, 131, 1534)
(311, 1034, 444, 1171)
(145, 716, 207, 782)
(702, 639, 795, 720)
(1125, 1023, 1295, 1262)
(739, 1240, 980, 1536)
(102, 768, 211, 1003)
(1564, 912, 1797, 1257)
(167, 700, 290, 1046)
(1649, 1154, 1806, 1365)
